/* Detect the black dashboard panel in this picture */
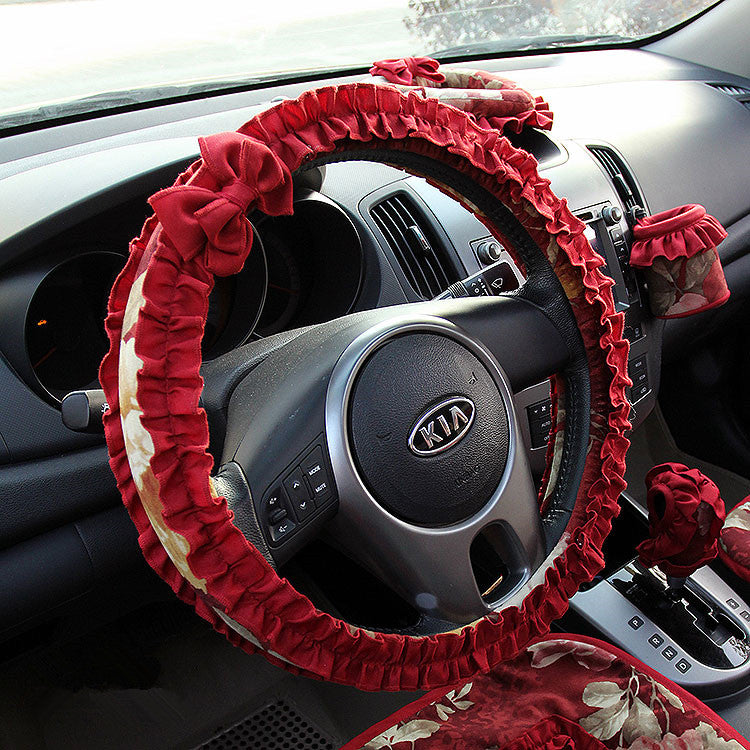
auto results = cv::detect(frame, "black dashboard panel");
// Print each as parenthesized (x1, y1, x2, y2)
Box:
(0, 46, 748, 659)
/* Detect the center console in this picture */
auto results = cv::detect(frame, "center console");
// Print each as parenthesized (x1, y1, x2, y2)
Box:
(569, 494, 750, 698)
(515, 197, 658, 475)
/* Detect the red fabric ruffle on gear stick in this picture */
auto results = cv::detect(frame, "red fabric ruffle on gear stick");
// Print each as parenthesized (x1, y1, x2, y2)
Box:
(100, 82, 630, 691)
(637, 462, 726, 578)
(719, 497, 750, 582)
(370, 55, 553, 133)
(630, 204, 729, 319)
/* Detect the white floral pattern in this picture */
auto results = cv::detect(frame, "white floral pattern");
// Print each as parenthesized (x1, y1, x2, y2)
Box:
(580, 669, 688, 747)
(529, 639, 617, 672)
(363, 683, 474, 749)
(723, 501, 750, 533)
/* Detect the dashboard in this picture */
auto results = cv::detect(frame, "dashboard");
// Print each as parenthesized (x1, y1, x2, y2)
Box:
(1, 46, 750, 685)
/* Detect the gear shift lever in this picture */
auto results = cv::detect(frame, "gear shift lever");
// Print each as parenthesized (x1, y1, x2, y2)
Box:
(636, 463, 725, 594)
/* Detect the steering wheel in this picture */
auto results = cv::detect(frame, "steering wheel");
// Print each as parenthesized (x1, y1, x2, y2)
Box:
(100, 83, 630, 691)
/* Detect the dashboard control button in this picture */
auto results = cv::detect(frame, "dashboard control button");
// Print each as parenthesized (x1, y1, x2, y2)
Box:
(727, 598, 739, 609)
(270, 517, 297, 543)
(631, 368, 648, 388)
(629, 355, 646, 375)
(625, 324, 644, 343)
(631, 383, 649, 402)
(628, 616, 644, 630)
(602, 205, 623, 226)
(741, 610, 750, 622)
(676, 658, 692, 673)
(648, 634, 664, 648)
(609, 227, 624, 244)
(477, 240, 503, 264)
(662, 646, 677, 661)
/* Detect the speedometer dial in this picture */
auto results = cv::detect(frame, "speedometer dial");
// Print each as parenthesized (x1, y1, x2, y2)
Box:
(254, 231, 302, 337)
(26, 252, 123, 400)
(25, 228, 268, 403)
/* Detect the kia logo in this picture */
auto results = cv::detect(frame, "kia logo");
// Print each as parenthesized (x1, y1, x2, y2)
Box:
(408, 396, 475, 456)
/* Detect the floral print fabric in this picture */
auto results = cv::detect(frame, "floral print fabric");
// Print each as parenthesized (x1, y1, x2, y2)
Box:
(343, 636, 748, 750)
(719, 498, 750, 582)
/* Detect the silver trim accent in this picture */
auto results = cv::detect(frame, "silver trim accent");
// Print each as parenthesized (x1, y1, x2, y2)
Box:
(324, 313, 544, 624)
(407, 396, 475, 456)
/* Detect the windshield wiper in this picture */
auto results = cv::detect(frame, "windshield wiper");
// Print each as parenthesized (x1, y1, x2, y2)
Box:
(431, 34, 631, 58)
(0, 65, 360, 132)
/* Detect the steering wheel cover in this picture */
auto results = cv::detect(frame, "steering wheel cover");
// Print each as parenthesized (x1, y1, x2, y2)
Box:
(100, 82, 631, 690)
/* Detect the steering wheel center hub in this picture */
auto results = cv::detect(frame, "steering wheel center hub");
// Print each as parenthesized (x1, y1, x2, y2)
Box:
(348, 330, 510, 526)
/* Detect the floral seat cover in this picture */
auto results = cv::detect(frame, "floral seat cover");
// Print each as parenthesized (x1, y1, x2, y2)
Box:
(342, 635, 749, 750)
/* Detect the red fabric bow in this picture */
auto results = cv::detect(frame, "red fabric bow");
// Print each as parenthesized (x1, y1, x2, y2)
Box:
(369, 56, 446, 86)
(149, 132, 293, 276)
(637, 462, 726, 578)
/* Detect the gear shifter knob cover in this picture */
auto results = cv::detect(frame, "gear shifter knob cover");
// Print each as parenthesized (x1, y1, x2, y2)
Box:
(637, 462, 726, 578)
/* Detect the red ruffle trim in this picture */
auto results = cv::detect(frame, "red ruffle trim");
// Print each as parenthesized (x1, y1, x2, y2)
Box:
(636, 462, 725, 578)
(370, 56, 553, 134)
(476, 96, 554, 135)
(499, 716, 606, 749)
(630, 204, 728, 267)
(369, 56, 445, 85)
(718, 498, 750, 583)
(100, 83, 629, 690)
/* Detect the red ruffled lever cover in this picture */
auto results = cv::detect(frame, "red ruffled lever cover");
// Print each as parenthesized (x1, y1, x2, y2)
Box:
(630, 204, 729, 319)
(637, 462, 726, 578)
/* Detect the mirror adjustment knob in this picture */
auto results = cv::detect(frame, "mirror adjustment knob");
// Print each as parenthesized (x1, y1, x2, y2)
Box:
(476, 240, 503, 265)
(601, 205, 623, 226)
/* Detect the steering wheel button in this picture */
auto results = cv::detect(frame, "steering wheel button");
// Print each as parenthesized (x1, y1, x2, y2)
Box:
(269, 508, 288, 524)
(293, 496, 315, 521)
(270, 518, 297, 544)
(265, 488, 286, 514)
(311, 479, 331, 500)
(302, 447, 326, 481)
(284, 468, 311, 503)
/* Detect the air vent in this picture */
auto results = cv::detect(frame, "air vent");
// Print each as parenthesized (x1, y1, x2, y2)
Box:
(371, 192, 459, 299)
(706, 82, 750, 110)
(587, 145, 644, 213)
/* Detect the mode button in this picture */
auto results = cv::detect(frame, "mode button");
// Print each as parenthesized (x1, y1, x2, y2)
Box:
(302, 445, 333, 503)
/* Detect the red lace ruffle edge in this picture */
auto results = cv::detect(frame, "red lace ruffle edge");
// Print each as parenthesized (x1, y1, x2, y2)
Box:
(630, 203, 728, 267)
(100, 83, 629, 691)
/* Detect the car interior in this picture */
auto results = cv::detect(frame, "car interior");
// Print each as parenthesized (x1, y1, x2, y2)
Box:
(1, 0, 750, 747)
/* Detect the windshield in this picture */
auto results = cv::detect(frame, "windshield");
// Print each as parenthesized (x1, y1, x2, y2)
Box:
(1, 0, 719, 122)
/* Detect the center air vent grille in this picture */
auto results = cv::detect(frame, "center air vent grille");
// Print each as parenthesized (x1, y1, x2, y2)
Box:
(371, 192, 459, 299)
(706, 82, 750, 110)
(587, 145, 644, 213)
